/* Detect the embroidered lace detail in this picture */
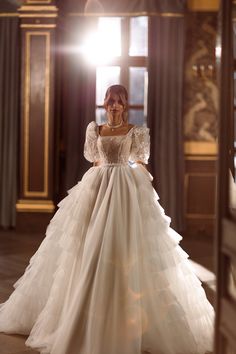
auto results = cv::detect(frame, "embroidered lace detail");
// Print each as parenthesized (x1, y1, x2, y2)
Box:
(130, 126, 150, 164)
(84, 121, 100, 163)
(84, 121, 150, 165)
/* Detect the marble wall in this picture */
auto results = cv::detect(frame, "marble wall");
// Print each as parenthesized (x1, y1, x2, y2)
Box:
(183, 12, 218, 142)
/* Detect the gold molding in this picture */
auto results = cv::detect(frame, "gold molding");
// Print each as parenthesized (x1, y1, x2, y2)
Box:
(21, 24, 56, 28)
(24, 31, 50, 197)
(0, 12, 57, 17)
(26, 0, 52, 3)
(19, 14, 57, 17)
(158, 13, 184, 17)
(67, 12, 184, 17)
(16, 199, 55, 212)
(0, 13, 18, 17)
(187, 0, 219, 11)
(185, 155, 218, 161)
(19, 6, 58, 12)
(184, 141, 218, 155)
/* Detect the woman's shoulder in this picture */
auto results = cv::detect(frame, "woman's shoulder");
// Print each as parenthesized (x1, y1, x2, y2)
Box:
(86, 121, 98, 132)
(132, 125, 150, 135)
(86, 121, 98, 137)
(87, 121, 97, 129)
(86, 121, 149, 136)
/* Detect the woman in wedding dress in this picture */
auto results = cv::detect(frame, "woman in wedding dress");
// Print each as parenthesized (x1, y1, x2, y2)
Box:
(0, 84, 214, 354)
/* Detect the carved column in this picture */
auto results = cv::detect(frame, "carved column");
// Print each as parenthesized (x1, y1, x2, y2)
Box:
(16, 0, 58, 213)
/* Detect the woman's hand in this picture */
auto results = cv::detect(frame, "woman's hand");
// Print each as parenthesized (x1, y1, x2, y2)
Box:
(93, 161, 101, 166)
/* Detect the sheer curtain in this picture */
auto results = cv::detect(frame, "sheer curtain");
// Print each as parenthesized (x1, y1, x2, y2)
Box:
(0, 17, 19, 228)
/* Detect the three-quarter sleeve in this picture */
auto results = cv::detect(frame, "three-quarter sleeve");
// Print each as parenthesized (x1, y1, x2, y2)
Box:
(84, 121, 100, 163)
(130, 126, 150, 164)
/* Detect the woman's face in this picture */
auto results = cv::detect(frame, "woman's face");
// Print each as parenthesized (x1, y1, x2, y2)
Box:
(105, 93, 125, 124)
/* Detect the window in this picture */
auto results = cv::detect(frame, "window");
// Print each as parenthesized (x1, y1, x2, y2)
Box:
(95, 17, 148, 126)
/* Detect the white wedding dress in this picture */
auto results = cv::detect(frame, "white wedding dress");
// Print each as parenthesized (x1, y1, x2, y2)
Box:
(0, 121, 214, 354)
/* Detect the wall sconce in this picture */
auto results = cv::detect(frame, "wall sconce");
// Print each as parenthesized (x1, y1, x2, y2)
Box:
(192, 64, 215, 79)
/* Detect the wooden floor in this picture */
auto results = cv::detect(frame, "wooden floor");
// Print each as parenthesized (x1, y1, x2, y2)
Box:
(0, 230, 44, 354)
(0, 228, 215, 354)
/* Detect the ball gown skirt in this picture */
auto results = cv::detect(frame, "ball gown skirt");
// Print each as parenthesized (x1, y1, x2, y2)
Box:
(0, 123, 214, 354)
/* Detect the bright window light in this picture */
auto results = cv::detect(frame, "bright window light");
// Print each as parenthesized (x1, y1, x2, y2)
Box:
(80, 17, 121, 65)
(129, 17, 148, 57)
(215, 45, 221, 58)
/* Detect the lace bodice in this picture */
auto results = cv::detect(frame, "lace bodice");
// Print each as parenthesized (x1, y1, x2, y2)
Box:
(84, 121, 150, 165)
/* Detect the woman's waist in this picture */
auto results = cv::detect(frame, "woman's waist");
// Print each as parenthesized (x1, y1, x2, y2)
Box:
(96, 162, 129, 167)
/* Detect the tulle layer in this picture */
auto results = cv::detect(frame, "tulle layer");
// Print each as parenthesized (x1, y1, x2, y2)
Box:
(0, 164, 214, 354)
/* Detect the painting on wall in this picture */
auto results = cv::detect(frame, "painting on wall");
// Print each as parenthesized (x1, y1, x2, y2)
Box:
(183, 13, 218, 142)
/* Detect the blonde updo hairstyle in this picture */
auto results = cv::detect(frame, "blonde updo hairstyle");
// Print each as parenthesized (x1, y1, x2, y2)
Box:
(104, 85, 128, 124)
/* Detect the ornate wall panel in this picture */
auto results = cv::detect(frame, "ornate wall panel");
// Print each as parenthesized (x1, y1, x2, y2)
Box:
(187, 0, 219, 12)
(184, 12, 217, 142)
(184, 142, 217, 237)
(183, 12, 218, 237)
(185, 153, 217, 238)
(16, 2, 58, 212)
(25, 0, 56, 5)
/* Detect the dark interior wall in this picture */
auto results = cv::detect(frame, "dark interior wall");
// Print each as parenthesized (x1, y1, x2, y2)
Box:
(0, 2, 20, 228)
(58, 0, 186, 14)
(0, 0, 19, 12)
(53, 14, 98, 200)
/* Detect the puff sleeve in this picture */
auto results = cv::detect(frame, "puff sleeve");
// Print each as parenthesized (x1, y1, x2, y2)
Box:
(84, 121, 100, 163)
(130, 126, 150, 164)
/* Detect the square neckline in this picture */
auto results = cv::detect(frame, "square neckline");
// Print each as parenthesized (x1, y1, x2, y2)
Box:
(97, 124, 135, 138)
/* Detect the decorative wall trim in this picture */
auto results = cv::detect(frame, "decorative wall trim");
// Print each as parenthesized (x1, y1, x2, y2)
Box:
(187, 0, 219, 11)
(19, 14, 57, 17)
(26, 0, 52, 4)
(19, 6, 58, 12)
(24, 31, 50, 197)
(16, 199, 55, 212)
(21, 24, 56, 28)
(0, 13, 18, 17)
(185, 155, 217, 160)
(184, 141, 218, 155)
(0, 11, 57, 18)
(67, 12, 185, 17)
(184, 172, 217, 218)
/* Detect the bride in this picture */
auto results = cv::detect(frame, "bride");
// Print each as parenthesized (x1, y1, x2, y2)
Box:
(0, 85, 214, 354)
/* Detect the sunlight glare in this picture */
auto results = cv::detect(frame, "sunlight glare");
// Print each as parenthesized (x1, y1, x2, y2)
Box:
(215, 45, 221, 58)
(80, 18, 121, 65)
